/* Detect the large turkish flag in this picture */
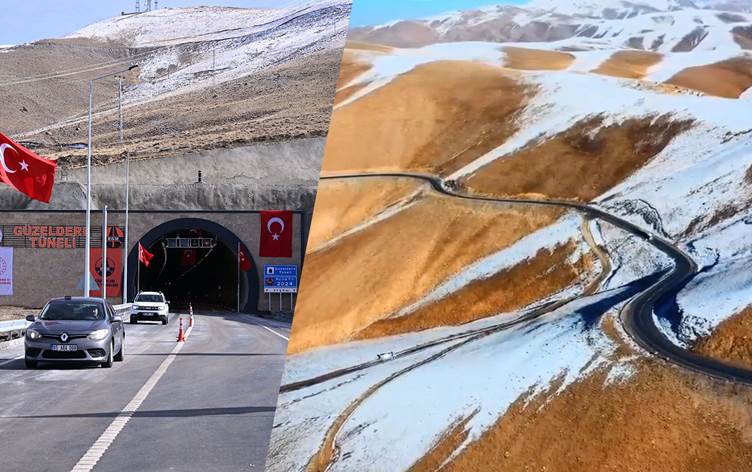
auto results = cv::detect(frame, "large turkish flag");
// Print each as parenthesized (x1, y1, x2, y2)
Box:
(0, 132, 56, 203)
(260, 211, 293, 258)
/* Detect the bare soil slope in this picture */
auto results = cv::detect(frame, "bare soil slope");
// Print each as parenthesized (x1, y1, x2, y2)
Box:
(322, 61, 532, 175)
(502, 46, 575, 71)
(26, 49, 342, 167)
(695, 306, 752, 369)
(666, 57, 752, 98)
(593, 50, 663, 79)
(288, 193, 560, 353)
(306, 177, 423, 250)
(464, 115, 692, 201)
(440, 361, 752, 472)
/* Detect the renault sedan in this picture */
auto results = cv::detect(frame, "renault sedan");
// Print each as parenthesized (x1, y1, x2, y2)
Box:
(24, 297, 125, 369)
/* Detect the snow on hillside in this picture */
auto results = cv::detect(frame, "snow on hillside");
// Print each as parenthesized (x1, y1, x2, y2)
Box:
(528, 0, 695, 17)
(270, 288, 633, 471)
(67, 2, 351, 106)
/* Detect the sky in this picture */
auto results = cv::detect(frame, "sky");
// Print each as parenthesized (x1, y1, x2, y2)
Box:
(0, 0, 305, 45)
(350, 0, 526, 27)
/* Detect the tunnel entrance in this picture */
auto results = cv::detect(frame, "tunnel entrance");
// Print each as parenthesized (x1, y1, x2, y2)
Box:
(126, 218, 258, 312)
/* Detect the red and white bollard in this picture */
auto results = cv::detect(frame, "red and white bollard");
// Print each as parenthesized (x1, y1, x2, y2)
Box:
(188, 303, 194, 327)
(177, 317, 186, 342)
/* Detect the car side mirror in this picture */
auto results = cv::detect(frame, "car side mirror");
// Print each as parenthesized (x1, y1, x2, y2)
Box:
(25, 315, 36, 322)
(113, 316, 123, 323)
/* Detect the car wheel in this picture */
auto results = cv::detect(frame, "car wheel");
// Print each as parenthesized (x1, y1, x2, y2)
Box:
(25, 359, 37, 369)
(101, 341, 114, 368)
(161, 317, 167, 325)
(114, 335, 124, 362)
(130, 317, 137, 324)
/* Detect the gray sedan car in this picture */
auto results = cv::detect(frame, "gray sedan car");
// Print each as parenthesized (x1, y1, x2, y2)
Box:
(24, 297, 125, 369)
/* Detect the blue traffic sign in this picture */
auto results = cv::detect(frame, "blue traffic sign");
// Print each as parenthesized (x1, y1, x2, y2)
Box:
(264, 265, 298, 293)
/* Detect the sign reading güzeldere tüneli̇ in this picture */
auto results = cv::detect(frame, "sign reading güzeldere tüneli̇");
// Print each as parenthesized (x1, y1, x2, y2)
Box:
(0, 224, 121, 249)
(0, 247, 12, 296)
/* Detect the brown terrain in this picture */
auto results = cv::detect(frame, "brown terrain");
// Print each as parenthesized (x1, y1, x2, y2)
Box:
(0, 38, 137, 136)
(464, 114, 693, 201)
(437, 359, 752, 472)
(593, 50, 663, 79)
(0, 306, 35, 322)
(357, 240, 589, 339)
(333, 43, 379, 107)
(666, 57, 752, 98)
(20, 49, 343, 167)
(287, 192, 561, 354)
(306, 177, 423, 250)
(502, 46, 575, 71)
(322, 60, 533, 175)
(695, 306, 752, 369)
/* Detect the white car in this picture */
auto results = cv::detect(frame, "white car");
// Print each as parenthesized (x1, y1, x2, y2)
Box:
(130, 292, 169, 325)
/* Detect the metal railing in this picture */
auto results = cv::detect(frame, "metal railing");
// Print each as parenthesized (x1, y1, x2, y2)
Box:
(0, 319, 30, 342)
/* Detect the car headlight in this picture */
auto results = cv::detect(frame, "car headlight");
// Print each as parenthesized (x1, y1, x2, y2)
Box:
(87, 329, 109, 341)
(26, 329, 42, 341)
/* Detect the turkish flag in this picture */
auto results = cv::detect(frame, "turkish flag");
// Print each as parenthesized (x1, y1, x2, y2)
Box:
(138, 242, 154, 267)
(0, 132, 56, 203)
(239, 244, 252, 271)
(181, 249, 197, 267)
(260, 211, 293, 258)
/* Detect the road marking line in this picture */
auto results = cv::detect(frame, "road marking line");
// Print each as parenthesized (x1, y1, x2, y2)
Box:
(70, 323, 194, 472)
(0, 354, 23, 367)
(259, 325, 289, 341)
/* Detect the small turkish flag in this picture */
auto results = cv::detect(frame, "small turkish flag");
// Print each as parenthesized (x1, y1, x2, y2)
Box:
(238, 243, 252, 271)
(0, 132, 56, 203)
(260, 211, 293, 258)
(181, 249, 197, 268)
(138, 242, 154, 267)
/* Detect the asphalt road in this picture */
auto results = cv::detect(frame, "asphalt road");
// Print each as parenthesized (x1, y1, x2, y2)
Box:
(0, 311, 289, 472)
(321, 172, 752, 386)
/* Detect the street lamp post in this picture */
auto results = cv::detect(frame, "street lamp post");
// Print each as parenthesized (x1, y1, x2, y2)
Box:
(84, 64, 139, 298)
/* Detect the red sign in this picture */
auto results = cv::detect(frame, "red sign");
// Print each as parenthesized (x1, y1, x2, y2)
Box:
(89, 248, 123, 298)
(11, 224, 86, 249)
(260, 211, 293, 258)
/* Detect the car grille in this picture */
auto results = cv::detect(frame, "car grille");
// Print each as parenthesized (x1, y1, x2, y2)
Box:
(87, 348, 106, 358)
(40, 334, 88, 341)
(25, 347, 42, 357)
(42, 350, 87, 359)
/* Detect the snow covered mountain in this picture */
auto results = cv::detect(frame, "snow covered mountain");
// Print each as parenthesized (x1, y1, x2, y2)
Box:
(350, 0, 752, 50)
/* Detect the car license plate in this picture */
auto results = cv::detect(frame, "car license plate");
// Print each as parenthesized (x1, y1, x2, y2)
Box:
(51, 344, 78, 352)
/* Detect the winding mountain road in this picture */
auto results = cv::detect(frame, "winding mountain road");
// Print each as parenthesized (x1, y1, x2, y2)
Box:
(320, 171, 752, 386)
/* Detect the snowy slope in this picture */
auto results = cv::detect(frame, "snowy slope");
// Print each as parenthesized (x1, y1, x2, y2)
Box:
(66, 2, 351, 105)
(350, 0, 752, 52)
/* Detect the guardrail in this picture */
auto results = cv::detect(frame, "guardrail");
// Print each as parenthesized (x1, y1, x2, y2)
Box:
(0, 319, 30, 342)
(114, 304, 132, 316)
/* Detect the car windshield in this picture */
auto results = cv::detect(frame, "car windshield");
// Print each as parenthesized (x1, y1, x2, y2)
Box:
(135, 294, 163, 303)
(39, 300, 105, 321)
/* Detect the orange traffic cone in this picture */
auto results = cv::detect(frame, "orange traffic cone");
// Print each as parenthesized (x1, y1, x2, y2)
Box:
(177, 317, 186, 342)
(189, 303, 193, 315)
(189, 313, 194, 328)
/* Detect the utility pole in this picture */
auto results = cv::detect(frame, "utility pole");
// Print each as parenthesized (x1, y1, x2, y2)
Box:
(85, 65, 140, 299)
(135, 0, 140, 13)
(102, 206, 108, 301)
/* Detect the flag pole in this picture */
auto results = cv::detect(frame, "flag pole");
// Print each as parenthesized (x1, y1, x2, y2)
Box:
(102, 206, 108, 300)
(137, 245, 141, 294)
(237, 242, 241, 313)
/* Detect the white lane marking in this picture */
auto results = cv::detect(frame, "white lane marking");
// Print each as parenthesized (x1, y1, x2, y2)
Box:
(70, 323, 194, 472)
(259, 325, 289, 341)
(0, 354, 23, 367)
